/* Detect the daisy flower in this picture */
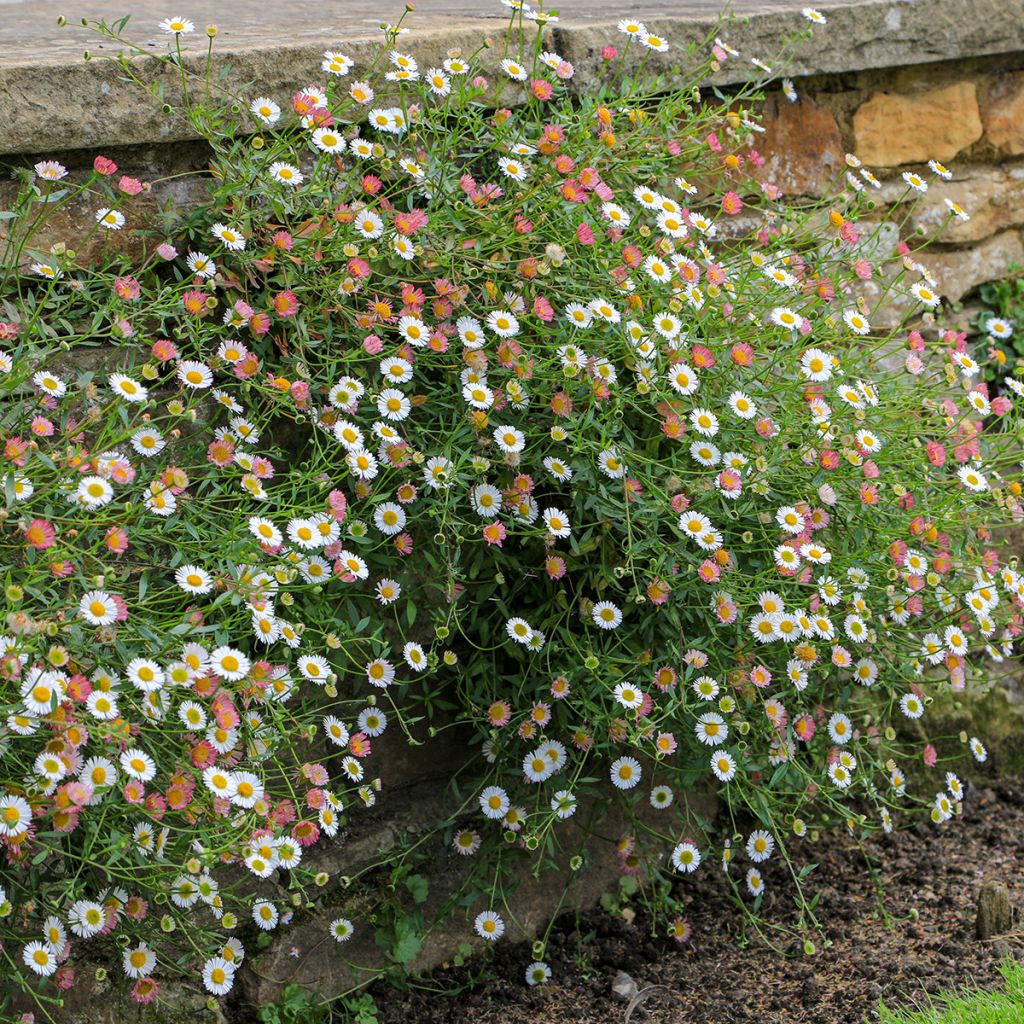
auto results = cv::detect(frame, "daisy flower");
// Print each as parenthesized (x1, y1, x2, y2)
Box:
(159, 16, 194, 33)
(526, 962, 552, 986)
(617, 19, 647, 36)
(480, 786, 510, 819)
(487, 309, 519, 337)
(900, 693, 924, 718)
(126, 658, 164, 692)
(958, 465, 988, 492)
(79, 590, 118, 626)
(211, 646, 250, 681)
(322, 50, 353, 75)
(695, 712, 728, 746)
(591, 601, 623, 629)
(425, 67, 451, 95)
(311, 127, 346, 153)
(33, 371, 67, 397)
(123, 944, 157, 979)
(770, 306, 801, 330)
(613, 682, 644, 709)
(403, 642, 428, 671)
(366, 658, 395, 687)
(0, 795, 32, 836)
(843, 309, 870, 334)
(902, 170, 928, 192)
(671, 841, 701, 872)
(252, 901, 279, 931)
(650, 784, 674, 809)
(172, 361, 212, 393)
(667, 362, 699, 395)
(96, 208, 126, 230)
(109, 372, 148, 402)
(250, 97, 281, 124)
(211, 223, 246, 250)
(506, 617, 534, 644)
(910, 281, 941, 307)
(23, 942, 58, 977)
(474, 910, 505, 940)
(610, 756, 642, 789)
(34, 160, 68, 181)
(500, 58, 528, 81)
(542, 507, 571, 538)
(728, 391, 757, 418)
(710, 749, 737, 781)
(984, 317, 1013, 339)
(497, 157, 528, 181)
(269, 162, 303, 186)
(120, 748, 157, 782)
(202, 957, 235, 995)
(800, 348, 833, 382)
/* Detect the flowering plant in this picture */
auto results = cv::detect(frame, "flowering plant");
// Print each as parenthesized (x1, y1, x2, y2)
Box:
(0, 2, 1022, 1015)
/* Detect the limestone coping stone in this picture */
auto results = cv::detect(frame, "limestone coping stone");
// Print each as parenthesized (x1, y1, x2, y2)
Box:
(1, 0, 1023, 157)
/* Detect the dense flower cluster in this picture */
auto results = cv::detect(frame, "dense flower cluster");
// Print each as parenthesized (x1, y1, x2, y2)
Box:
(0, 1, 1021, 1011)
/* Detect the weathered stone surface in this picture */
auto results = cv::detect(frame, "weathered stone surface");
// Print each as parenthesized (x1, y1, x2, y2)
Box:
(975, 880, 1014, 939)
(243, 782, 718, 1007)
(750, 96, 845, 196)
(16, 972, 228, 1024)
(981, 70, 1024, 155)
(3, 0, 1024, 155)
(0, 174, 211, 270)
(930, 649, 1024, 775)
(853, 82, 983, 166)
(921, 229, 1024, 303)
(898, 160, 1024, 245)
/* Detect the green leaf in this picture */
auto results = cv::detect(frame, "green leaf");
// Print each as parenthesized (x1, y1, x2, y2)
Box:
(392, 930, 422, 965)
(404, 874, 428, 905)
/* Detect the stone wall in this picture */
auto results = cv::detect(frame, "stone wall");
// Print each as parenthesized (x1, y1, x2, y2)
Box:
(749, 51, 1024, 322)
(2, 0, 1023, 1017)
(4, 0, 1024, 317)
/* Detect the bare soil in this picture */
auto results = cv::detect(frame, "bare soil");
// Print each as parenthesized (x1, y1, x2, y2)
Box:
(374, 778, 1024, 1024)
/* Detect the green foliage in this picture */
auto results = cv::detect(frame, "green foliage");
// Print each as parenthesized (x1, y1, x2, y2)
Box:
(878, 959, 1024, 1024)
(0, 1, 1020, 1012)
(975, 262, 1024, 380)
(342, 993, 382, 1024)
(258, 984, 330, 1024)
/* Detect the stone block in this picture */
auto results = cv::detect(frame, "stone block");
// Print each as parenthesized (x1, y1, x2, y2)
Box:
(750, 96, 845, 197)
(981, 71, 1024, 155)
(903, 160, 1024, 245)
(244, 781, 718, 1007)
(0, 175, 210, 271)
(853, 81, 983, 166)
(921, 228, 1024, 303)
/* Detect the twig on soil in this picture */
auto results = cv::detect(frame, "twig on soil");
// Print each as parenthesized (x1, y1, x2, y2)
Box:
(624, 984, 672, 1024)
(980, 930, 1024, 945)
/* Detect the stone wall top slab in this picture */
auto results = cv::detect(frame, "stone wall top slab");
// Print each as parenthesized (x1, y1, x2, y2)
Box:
(1, 0, 1023, 156)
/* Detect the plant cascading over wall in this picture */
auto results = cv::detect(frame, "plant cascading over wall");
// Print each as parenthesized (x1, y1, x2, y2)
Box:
(0, 1, 1022, 1011)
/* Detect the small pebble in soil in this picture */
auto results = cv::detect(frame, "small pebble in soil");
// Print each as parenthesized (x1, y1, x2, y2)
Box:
(611, 971, 638, 1003)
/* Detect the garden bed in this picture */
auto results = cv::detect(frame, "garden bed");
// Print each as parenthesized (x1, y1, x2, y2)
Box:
(357, 778, 1024, 1024)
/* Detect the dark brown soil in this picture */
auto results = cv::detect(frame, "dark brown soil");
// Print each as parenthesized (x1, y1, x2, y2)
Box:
(374, 778, 1024, 1024)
